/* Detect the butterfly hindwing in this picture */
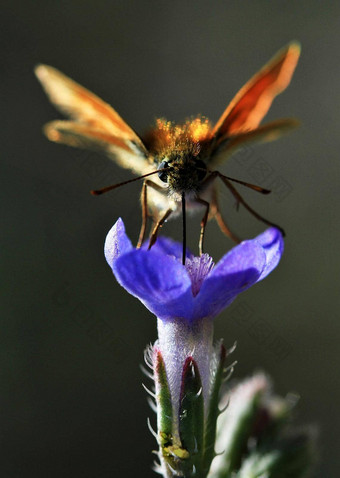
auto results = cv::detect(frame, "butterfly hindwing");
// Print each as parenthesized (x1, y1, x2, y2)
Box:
(43, 120, 150, 175)
(210, 117, 299, 166)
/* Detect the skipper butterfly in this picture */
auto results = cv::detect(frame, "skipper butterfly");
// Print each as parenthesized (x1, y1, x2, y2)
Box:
(35, 42, 300, 262)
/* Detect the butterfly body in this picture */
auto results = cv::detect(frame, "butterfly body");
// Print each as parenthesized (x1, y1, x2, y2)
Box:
(35, 42, 300, 252)
(141, 118, 212, 214)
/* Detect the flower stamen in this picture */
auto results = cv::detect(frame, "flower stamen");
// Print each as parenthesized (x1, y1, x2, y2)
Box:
(185, 253, 215, 297)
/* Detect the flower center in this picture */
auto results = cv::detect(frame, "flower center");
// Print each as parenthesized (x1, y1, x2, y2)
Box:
(185, 253, 214, 297)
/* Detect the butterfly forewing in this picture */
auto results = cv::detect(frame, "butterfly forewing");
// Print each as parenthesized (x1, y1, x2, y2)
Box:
(35, 65, 136, 137)
(35, 64, 150, 174)
(211, 41, 301, 141)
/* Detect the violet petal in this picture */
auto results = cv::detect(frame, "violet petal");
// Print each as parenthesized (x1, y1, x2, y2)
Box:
(194, 241, 266, 319)
(254, 227, 284, 281)
(113, 249, 194, 320)
(104, 218, 133, 267)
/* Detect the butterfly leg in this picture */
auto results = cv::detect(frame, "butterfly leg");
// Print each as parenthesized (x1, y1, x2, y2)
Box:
(210, 190, 241, 243)
(194, 172, 229, 254)
(137, 179, 169, 248)
(217, 172, 285, 236)
(148, 209, 173, 250)
(137, 181, 148, 248)
(194, 198, 210, 256)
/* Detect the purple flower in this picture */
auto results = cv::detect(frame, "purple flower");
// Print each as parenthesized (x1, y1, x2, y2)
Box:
(104, 218, 284, 322)
(104, 218, 284, 476)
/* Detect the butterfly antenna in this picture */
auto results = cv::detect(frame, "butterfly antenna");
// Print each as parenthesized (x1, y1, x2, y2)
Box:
(208, 170, 271, 194)
(182, 191, 186, 266)
(91, 169, 164, 195)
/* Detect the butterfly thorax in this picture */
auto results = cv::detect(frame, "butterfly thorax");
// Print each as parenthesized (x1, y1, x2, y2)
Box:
(144, 118, 213, 198)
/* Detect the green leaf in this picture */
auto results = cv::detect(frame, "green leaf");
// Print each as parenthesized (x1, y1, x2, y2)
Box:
(237, 430, 315, 478)
(209, 375, 267, 478)
(154, 351, 194, 477)
(202, 342, 227, 476)
(178, 356, 205, 477)
(154, 350, 172, 435)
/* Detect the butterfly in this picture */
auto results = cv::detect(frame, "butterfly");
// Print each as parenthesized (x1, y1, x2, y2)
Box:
(35, 41, 300, 264)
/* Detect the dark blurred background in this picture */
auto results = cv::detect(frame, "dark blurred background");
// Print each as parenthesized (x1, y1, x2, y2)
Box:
(2, 1, 339, 476)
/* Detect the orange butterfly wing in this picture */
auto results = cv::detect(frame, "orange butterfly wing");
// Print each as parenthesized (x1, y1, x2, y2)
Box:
(210, 118, 300, 166)
(35, 65, 150, 174)
(212, 42, 301, 141)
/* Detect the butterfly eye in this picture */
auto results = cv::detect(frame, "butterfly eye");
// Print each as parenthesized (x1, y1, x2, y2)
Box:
(196, 160, 207, 181)
(158, 160, 169, 183)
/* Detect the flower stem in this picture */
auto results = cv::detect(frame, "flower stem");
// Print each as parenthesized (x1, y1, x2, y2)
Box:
(157, 317, 214, 437)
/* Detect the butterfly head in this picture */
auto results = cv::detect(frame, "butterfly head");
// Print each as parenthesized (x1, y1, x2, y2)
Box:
(145, 117, 212, 197)
(157, 153, 207, 196)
